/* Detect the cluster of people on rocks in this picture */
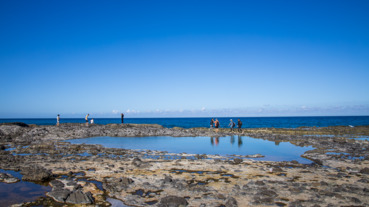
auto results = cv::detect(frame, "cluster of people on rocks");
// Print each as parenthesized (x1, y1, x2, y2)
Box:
(56, 113, 125, 126)
(56, 114, 243, 132)
(210, 118, 243, 132)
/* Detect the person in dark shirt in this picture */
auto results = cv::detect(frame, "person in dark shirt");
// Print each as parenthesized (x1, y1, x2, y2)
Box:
(121, 113, 124, 124)
(85, 114, 89, 126)
(210, 119, 214, 128)
(237, 119, 242, 132)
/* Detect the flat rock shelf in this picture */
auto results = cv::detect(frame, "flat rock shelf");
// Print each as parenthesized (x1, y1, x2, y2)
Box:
(0, 123, 369, 206)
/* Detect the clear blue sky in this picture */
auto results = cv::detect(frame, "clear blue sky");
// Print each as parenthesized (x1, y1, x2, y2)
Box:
(1, 0, 368, 118)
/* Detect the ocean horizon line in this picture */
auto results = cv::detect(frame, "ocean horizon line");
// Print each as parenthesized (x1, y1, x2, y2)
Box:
(1, 115, 369, 120)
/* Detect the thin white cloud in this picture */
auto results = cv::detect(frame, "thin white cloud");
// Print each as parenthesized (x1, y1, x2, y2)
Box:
(90, 104, 369, 118)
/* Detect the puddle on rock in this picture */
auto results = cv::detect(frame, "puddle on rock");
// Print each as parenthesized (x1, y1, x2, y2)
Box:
(276, 201, 287, 206)
(77, 178, 104, 190)
(0, 169, 51, 207)
(107, 197, 133, 207)
(170, 169, 207, 175)
(145, 200, 158, 205)
(349, 136, 369, 141)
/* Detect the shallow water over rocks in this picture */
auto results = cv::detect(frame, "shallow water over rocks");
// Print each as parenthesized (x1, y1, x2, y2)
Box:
(0, 169, 51, 207)
(67, 136, 314, 164)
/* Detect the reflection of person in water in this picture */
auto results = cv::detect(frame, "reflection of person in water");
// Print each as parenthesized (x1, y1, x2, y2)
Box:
(230, 135, 235, 145)
(210, 137, 220, 146)
(238, 136, 243, 147)
(215, 137, 219, 146)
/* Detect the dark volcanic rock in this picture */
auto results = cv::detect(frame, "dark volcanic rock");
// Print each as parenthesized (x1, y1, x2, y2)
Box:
(50, 180, 65, 189)
(253, 196, 274, 204)
(47, 188, 71, 202)
(163, 175, 173, 184)
(65, 189, 94, 204)
(21, 166, 54, 182)
(258, 189, 277, 198)
(103, 177, 134, 192)
(233, 158, 243, 164)
(225, 197, 238, 207)
(173, 180, 187, 191)
(121, 177, 134, 185)
(0, 122, 29, 127)
(255, 181, 265, 186)
(158, 195, 188, 207)
(47, 178, 95, 204)
(132, 157, 142, 167)
(0, 173, 20, 183)
(359, 167, 369, 174)
(311, 159, 323, 165)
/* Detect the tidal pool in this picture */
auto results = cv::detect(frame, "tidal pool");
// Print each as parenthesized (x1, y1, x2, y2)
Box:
(0, 169, 51, 207)
(349, 136, 369, 141)
(68, 136, 314, 164)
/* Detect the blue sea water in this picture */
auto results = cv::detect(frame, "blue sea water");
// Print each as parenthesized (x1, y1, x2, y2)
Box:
(0, 116, 368, 128)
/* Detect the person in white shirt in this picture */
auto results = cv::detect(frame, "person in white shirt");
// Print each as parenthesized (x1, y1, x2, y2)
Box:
(56, 114, 60, 126)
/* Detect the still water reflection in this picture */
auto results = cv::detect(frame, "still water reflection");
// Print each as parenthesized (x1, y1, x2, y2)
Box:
(68, 136, 314, 164)
(0, 169, 51, 207)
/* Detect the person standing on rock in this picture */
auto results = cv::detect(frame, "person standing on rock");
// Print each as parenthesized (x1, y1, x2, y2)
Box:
(56, 114, 60, 126)
(229, 119, 235, 131)
(210, 119, 214, 128)
(121, 113, 124, 124)
(85, 114, 89, 126)
(237, 119, 242, 132)
(214, 119, 220, 132)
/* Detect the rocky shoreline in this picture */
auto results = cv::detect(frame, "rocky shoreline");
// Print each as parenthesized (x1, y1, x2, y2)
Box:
(1, 123, 369, 206)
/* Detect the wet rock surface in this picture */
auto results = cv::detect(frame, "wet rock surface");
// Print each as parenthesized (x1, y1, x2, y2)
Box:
(21, 165, 54, 182)
(0, 123, 368, 206)
(158, 195, 188, 207)
(0, 172, 19, 183)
